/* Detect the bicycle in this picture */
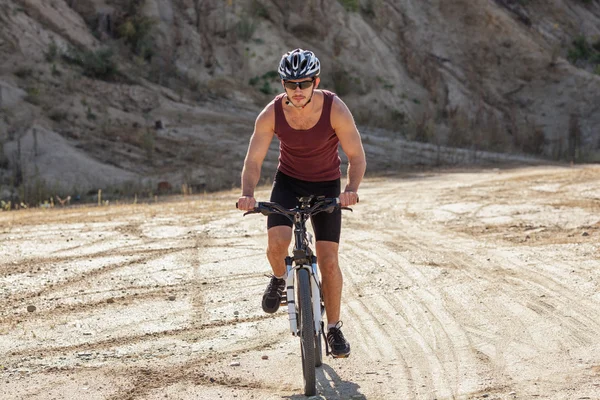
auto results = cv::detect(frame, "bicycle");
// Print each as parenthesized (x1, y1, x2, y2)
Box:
(238, 195, 352, 396)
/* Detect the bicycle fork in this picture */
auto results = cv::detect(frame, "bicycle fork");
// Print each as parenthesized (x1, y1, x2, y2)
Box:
(285, 256, 324, 337)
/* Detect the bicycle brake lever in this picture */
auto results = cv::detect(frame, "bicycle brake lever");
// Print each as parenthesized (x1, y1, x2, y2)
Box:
(341, 206, 353, 212)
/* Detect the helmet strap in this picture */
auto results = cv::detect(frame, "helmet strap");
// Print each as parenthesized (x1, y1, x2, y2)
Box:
(285, 88, 315, 110)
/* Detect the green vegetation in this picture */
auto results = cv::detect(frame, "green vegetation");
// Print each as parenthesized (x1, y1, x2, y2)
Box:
(360, 0, 376, 17)
(289, 23, 320, 39)
(248, 0, 270, 19)
(567, 35, 600, 72)
(14, 67, 33, 79)
(249, 71, 280, 95)
(50, 63, 61, 77)
(45, 41, 59, 62)
(24, 87, 41, 105)
(377, 76, 394, 90)
(49, 110, 68, 122)
(117, 15, 156, 60)
(338, 0, 359, 12)
(331, 67, 352, 96)
(64, 47, 119, 81)
(86, 106, 97, 121)
(236, 14, 257, 42)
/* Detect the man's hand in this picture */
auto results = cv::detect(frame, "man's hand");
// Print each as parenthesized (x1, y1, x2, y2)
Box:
(237, 195, 256, 211)
(339, 191, 359, 207)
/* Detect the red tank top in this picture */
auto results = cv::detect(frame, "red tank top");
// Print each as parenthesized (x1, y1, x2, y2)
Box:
(274, 90, 341, 182)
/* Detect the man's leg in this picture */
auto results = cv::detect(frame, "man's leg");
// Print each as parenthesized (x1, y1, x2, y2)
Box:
(316, 240, 351, 358)
(261, 225, 292, 314)
(267, 225, 292, 276)
(315, 240, 342, 324)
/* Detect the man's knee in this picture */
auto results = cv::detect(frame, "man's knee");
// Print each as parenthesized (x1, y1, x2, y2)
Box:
(318, 253, 339, 271)
(267, 226, 292, 254)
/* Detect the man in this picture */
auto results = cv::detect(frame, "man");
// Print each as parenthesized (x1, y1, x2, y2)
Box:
(237, 48, 366, 358)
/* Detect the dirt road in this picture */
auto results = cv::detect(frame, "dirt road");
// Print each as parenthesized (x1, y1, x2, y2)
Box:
(1, 165, 599, 400)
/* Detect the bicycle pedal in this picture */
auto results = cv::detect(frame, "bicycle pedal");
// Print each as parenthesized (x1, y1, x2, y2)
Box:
(331, 352, 350, 359)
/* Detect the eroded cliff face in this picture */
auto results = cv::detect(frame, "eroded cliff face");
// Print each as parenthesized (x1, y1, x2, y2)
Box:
(0, 0, 599, 201)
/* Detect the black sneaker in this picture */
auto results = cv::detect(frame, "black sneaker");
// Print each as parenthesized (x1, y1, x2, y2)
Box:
(327, 321, 351, 358)
(261, 275, 286, 314)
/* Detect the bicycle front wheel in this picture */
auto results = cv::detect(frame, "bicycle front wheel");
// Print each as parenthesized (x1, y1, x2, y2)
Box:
(297, 268, 316, 396)
(315, 329, 323, 367)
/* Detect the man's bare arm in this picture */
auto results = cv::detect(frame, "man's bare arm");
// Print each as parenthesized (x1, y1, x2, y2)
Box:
(238, 104, 275, 209)
(331, 97, 366, 204)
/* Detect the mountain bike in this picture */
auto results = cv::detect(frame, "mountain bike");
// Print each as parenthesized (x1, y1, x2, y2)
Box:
(238, 196, 351, 396)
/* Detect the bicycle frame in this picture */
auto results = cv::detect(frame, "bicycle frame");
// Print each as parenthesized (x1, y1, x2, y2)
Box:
(282, 197, 324, 336)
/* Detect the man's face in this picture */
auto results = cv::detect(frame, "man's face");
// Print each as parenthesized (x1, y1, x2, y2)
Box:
(282, 77, 319, 107)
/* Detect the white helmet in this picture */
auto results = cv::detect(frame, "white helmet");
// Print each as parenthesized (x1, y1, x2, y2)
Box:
(278, 48, 321, 80)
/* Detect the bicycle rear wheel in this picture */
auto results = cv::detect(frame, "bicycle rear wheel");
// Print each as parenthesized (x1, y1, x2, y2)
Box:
(297, 268, 316, 396)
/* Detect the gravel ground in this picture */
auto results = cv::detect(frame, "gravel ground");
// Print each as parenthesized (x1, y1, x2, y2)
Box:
(1, 164, 599, 400)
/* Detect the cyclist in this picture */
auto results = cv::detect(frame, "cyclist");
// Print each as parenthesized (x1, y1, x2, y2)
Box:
(237, 48, 366, 358)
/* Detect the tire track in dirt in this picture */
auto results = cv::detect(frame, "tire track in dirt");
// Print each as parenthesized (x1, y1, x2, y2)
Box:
(103, 334, 293, 400)
(5, 314, 279, 360)
(342, 240, 477, 399)
(347, 201, 598, 397)
(0, 235, 192, 277)
(338, 171, 599, 398)
(391, 225, 600, 359)
(0, 246, 197, 308)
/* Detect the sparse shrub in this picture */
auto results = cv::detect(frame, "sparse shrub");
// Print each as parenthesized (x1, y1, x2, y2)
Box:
(15, 67, 33, 79)
(86, 106, 97, 121)
(250, 71, 280, 94)
(236, 14, 256, 42)
(49, 110, 68, 122)
(64, 47, 119, 81)
(338, 0, 359, 12)
(51, 63, 61, 77)
(331, 66, 352, 96)
(45, 41, 59, 62)
(568, 35, 593, 63)
(16, 175, 55, 208)
(24, 87, 41, 105)
(390, 109, 406, 124)
(248, 0, 270, 19)
(360, 0, 376, 17)
(259, 81, 272, 94)
(117, 16, 156, 60)
(289, 23, 320, 39)
(567, 35, 600, 67)
(262, 70, 279, 80)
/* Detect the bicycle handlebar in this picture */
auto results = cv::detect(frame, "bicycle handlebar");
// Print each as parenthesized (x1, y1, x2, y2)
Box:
(236, 197, 353, 219)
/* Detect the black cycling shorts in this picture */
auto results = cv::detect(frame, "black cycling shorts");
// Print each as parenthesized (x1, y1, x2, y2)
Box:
(267, 170, 342, 243)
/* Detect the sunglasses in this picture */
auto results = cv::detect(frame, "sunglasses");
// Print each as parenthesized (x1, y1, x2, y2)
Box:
(283, 79, 315, 90)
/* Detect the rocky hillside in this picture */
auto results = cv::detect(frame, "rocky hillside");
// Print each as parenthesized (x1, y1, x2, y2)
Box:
(1, 0, 599, 205)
